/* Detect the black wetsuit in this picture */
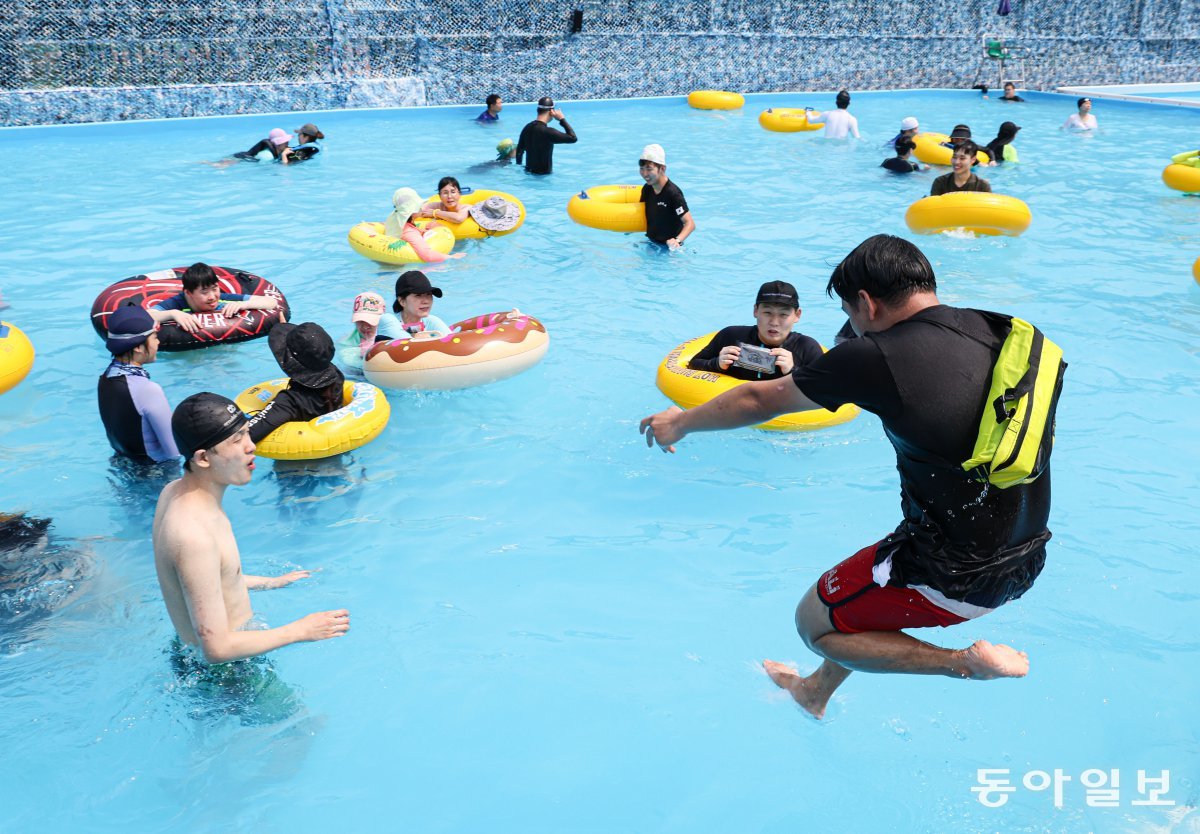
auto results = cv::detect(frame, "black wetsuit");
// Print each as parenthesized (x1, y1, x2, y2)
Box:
(233, 138, 283, 161)
(791, 305, 1052, 608)
(640, 181, 690, 243)
(247, 373, 345, 444)
(689, 326, 823, 382)
(881, 157, 920, 173)
(515, 118, 577, 174)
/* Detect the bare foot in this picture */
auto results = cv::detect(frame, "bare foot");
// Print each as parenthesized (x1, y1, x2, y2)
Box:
(763, 659, 833, 719)
(960, 639, 1029, 680)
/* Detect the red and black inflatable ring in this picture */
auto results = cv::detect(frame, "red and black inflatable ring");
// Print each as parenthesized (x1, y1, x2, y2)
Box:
(90, 266, 290, 352)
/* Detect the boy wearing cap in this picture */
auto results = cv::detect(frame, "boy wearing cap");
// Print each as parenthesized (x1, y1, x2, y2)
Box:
(805, 90, 860, 140)
(97, 304, 179, 463)
(1063, 97, 1097, 131)
(153, 392, 349, 664)
(515, 97, 578, 175)
(638, 144, 695, 250)
(339, 291, 406, 372)
(688, 281, 823, 381)
(930, 142, 992, 195)
(149, 262, 279, 334)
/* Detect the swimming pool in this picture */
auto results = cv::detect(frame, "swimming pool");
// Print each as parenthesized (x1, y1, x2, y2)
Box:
(1, 89, 1198, 832)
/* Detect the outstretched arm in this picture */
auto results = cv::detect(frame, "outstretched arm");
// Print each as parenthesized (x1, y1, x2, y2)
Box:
(640, 376, 820, 453)
(244, 570, 312, 590)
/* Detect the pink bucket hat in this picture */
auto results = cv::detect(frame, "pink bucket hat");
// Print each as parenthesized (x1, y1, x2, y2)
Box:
(268, 128, 293, 146)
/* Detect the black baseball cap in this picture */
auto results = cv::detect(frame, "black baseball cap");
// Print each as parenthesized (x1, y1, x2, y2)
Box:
(950, 124, 972, 140)
(172, 392, 247, 463)
(755, 280, 800, 309)
(537, 97, 555, 110)
(392, 270, 443, 312)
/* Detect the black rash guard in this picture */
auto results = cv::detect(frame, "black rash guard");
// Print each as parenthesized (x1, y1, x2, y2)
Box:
(247, 372, 345, 444)
(689, 325, 823, 381)
(791, 305, 1052, 608)
(515, 119, 577, 174)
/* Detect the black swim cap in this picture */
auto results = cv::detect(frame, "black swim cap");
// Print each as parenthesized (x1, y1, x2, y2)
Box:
(172, 392, 247, 463)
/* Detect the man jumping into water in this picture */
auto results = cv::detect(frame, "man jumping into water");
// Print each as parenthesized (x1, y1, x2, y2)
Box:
(153, 392, 349, 664)
(640, 235, 1055, 718)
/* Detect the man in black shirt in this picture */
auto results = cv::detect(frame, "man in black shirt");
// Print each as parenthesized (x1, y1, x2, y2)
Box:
(638, 143, 695, 249)
(640, 235, 1055, 718)
(688, 281, 821, 380)
(999, 82, 1025, 102)
(930, 141, 993, 195)
(515, 97, 578, 175)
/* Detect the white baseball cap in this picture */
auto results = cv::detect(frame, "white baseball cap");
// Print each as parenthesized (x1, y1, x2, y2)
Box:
(639, 144, 666, 165)
(900, 116, 919, 131)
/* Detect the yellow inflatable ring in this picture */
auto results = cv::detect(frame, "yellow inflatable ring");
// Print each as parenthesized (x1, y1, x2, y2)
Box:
(235, 379, 391, 460)
(688, 90, 744, 110)
(655, 335, 859, 432)
(1193, 257, 1200, 286)
(905, 192, 1031, 237)
(347, 221, 456, 265)
(0, 322, 35, 395)
(758, 108, 821, 132)
(419, 189, 526, 239)
(364, 312, 549, 391)
(1162, 164, 1200, 193)
(912, 132, 991, 167)
(567, 185, 647, 233)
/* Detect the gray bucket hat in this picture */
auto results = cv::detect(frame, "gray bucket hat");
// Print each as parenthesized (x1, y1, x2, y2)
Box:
(468, 196, 521, 232)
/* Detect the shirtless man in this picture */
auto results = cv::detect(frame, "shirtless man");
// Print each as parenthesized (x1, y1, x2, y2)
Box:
(153, 392, 349, 664)
(640, 235, 1054, 718)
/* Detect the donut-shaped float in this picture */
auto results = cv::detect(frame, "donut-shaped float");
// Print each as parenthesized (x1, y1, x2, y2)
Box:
(1162, 163, 1200, 193)
(758, 108, 821, 133)
(905, 192, 1032, 236)
(1192, 257, 1200, 286)
(655, 335, 859, 432)
(0, 322, 35, 395)
(567, 185, 646, 233)
(364, 312, 549, 391)
(912, 133, 992, 167)
(347, 221, 456, 265)
(90, 266, 289, 352)
(688, 90, 744, 110)
(420, 189, 526, 239)
(234, 379, 391, 460)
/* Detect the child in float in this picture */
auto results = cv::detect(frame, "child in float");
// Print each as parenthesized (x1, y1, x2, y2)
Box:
(338, 291, 406, 372)
(419, 177, 472, 226)
(149, 262, 279, 334)
(97, 304, 179, 464)
(247, 322, 345, 444)
(638, 144, 695, 250)
(881, 138, 927, 173)
(383, 188, 465, 263)
(687, 281, 823, 381)
(984, 121, 1021, 165)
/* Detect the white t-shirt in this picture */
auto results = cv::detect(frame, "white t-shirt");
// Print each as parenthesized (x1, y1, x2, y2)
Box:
(810, 108, 860, 139)
(1062, 113, 1098, 131)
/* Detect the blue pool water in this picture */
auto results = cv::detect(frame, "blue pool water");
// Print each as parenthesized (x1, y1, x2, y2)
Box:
(1, 90, 1198, 832)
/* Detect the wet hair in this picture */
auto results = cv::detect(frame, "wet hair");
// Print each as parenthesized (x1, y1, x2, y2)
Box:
(826, 234, 937, 307)
(953, 140, 981, 158)
(894, 138, 915, 155)
(486, 93, 501, 107)
(181, 262, 218, 292)
(437, 176, 461, 193)
(835, 89, 851, 109)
